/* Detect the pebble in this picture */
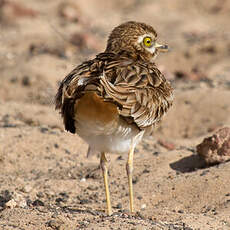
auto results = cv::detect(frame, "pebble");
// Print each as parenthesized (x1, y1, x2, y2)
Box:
(58, 2, 80, 23)
(5, 199, 17, 208)
(141, 204, 146, 210)
(32, 199, 44, 206)
(18, 199, 27, 208)
(5, 193, 27, 208)
(115, 203, 122, 209)
(40, 126, 49, 133)
(21, 76, 30, 86)
(47, 219, 64, 229)
(80, 178, 86, 182)
(22, 184, 32, 193)
(178, 209, 184, 213)
(197, 127, 230, 165)
(158, 139, 176, 151)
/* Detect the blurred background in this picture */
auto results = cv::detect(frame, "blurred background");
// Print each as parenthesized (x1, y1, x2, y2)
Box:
(0, 0, 230, 138)
(0, 0, 230, 229)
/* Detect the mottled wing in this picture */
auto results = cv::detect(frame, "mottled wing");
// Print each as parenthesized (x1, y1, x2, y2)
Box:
(55, 53, 173, 135)
(101, 60, 173, 131)
(55, 59, 103, 133)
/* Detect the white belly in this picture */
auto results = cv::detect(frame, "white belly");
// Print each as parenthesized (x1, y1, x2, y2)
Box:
(73, 92, 144, 154)
(75, 119, 143, 154)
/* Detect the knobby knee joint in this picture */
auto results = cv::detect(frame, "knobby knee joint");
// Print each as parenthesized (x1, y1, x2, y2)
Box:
(100, 152, 108, 172)
(126, 161, 133, 175)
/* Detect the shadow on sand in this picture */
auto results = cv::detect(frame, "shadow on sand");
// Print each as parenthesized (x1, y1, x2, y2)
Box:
(170, 154, 207, 173)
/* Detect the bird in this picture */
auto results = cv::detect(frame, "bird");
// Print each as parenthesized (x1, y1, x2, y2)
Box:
(55, 21, 173, 215)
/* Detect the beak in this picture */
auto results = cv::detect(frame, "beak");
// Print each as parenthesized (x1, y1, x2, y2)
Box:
(155, 43, 169, 52)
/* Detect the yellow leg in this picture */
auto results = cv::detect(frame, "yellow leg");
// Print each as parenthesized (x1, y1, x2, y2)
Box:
(100, 152, 112, 215)
(126, 144, 135, 213)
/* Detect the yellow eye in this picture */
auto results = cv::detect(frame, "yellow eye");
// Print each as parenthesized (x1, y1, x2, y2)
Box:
(143, 37, 152, 47)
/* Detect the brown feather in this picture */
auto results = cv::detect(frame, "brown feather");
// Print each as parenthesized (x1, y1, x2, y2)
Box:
(55, 21, 173, 136)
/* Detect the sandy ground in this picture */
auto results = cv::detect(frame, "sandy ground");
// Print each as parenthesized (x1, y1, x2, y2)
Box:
(0, 0, 230, 229)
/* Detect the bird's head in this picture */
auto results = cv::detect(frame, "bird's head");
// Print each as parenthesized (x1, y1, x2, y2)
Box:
(105, 21, 168, 62)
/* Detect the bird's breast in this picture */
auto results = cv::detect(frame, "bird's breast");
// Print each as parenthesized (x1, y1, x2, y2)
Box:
(74, 92, 119, 127)
(74, 92, 140, 154)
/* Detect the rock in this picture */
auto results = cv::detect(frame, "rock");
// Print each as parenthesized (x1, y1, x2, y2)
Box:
(5, 199, 17, 208)
(114, 203, 122, 209)
(47, 219, 64, 230)
(32, 199, 45, 206)
(22, 185, 32, 193)
(158, 139, 176, 150)
(196, 127, 230, 165)
(14, 193, 27, 208)
(69, 33, 87, 48)
(0, 190, 12, 207)
(3, 192, 27, 208)
(58, 2, 80, 22)
(141, 204, 146, 210)
(0, 0, 38, 24)
(21, 76, 31, 86)
(80, 177, 86, 182)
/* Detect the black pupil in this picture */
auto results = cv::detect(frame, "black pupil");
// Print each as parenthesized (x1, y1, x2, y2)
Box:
(147, 40, 150, 43)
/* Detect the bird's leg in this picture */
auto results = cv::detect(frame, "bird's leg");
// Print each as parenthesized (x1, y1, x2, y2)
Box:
(126, 131, 144, 213)
(100, 152, 112, 215)
(126, 143, 135, 213)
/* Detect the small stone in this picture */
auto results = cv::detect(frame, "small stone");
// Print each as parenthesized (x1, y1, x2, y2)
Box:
(79, 199, 90, 204)
(132, 176, 139, 184)
(136, 211, 145, 219)
(21, 76, 31, 86)
(59, 192, 69, 198)
(22, 185, 32, 193)
(115, 203, 122, 209)
(76, 195, 90, 204)
(87, 185, 98, 191)
(142, 169, 150, 174)
(141, 204, 146, 210)
(5, 199, 17, 208)
(197, 127, 230, 165)
(200, 170, 209, 176)
(32, 199, 44, 206)
(152, 151, 159, 156)
(158, 139, 176, 150)
(116, 155, 123, 160)
(26, 199, 32, 206)
(178, 209, 184, 213)
(58, 2, 80, 22)
(55, 197, 63, 203)
(64, 149, 71, 154)
(18, 199, 27, 208)
(36, 192, 44, 198)
(47, 219, 64, 229)
(80, 178, 86, 182)
(174, 70, 187, 79)
(40, 126, 49, 133)
(0, 190, 12, 207)
(10, 76, 18, 83)
(13, 193, 27, 208)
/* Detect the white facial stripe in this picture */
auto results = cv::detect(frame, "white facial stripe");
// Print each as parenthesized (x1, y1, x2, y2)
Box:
(148, 46, 156, 54)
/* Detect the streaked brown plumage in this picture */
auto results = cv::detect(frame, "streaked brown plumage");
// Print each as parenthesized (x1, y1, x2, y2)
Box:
(55, 21, 173, 215)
